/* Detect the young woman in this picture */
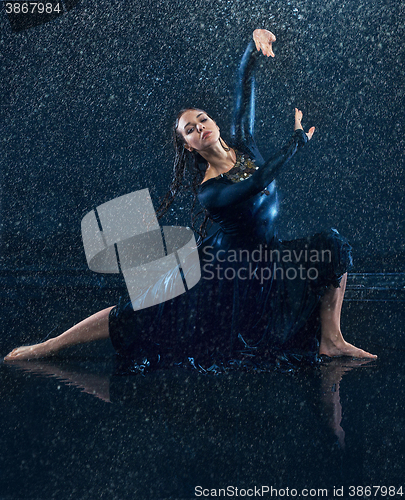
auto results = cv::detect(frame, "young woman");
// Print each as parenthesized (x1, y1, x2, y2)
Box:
(4, 29, 376, 368)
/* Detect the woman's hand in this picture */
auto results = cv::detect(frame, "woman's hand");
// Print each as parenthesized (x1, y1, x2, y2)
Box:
(294, 108, 315, 140)
(253, 29, 276, 57)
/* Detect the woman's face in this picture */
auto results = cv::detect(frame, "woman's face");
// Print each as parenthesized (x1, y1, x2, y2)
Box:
(177, 109, 220, 153)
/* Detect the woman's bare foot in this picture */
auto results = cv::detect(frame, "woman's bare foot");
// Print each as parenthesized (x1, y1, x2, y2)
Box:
(4, 306, 113, 363)
(4, 339, 56, 361)
(319, 332, 377, 359)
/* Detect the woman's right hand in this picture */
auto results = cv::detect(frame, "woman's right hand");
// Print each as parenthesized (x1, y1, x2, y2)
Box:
(253, 29, 276, 57)
(294, 108, 315, 140)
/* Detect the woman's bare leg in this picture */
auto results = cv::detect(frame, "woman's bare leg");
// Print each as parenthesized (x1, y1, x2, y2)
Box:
(4, 306, 114, 361)
(318, 274, 376, 358)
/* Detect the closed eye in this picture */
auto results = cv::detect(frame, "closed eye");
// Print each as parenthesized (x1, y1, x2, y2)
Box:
(186, 117, 208, 134)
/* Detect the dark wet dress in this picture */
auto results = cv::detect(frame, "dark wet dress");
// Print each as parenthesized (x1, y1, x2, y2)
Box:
(109, 41, 352, 371)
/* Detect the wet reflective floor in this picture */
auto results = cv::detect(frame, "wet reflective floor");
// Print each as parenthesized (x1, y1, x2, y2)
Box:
(1, 274, 405, 499)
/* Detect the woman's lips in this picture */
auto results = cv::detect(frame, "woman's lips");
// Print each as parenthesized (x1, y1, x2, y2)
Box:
(202, 131, 212, 140)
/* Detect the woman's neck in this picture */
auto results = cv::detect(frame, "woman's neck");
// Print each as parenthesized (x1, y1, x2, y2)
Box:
(199, 141, 236, 177)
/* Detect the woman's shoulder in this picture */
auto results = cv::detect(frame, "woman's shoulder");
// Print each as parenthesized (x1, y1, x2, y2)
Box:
(200, 171, 221, 187)
(198, 175, 229, 192)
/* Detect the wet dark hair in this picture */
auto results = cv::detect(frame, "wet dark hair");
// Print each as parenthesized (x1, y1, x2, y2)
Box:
(156, 107, 214, 240)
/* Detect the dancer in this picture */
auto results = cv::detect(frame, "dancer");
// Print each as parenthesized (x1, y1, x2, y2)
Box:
(4, 29, 376, 366)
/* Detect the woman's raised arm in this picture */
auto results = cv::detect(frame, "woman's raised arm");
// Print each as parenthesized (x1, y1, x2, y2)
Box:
(198, 110, 314, 211)
(230, 29, 276, 160)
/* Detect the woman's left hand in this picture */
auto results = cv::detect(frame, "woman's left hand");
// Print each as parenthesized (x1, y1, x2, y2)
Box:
(253, 29, 276, 57)
(294, 108, 315, 140)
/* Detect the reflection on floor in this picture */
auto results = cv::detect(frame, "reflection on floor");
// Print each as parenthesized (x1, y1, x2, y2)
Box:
(345, 273, 405, 301)
(0, 274, 404, 499)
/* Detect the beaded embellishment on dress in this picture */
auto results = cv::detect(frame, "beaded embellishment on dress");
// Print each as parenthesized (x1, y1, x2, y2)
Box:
(222, 151, 270, 195)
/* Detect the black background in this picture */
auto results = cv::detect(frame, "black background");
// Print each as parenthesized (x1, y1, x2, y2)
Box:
(1, 0, 404, 272)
